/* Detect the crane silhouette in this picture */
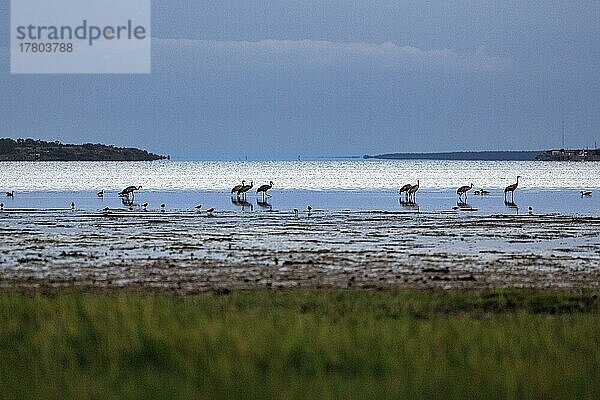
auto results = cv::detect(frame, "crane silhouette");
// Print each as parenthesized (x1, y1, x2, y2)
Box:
(504, 176, 520, 202)
(231, 180, 245, 196)
(237, 181, 253, 199)
(399, 183, 412, 200)
(256, 181, 273, 201)
(119, 185, 142, 199)
(457, 183, 474, 200)
(407, 180, 419, 202)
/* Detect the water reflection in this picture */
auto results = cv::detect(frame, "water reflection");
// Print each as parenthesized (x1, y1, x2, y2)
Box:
(121, 197, 136, 207)
(256, 199, 273, 211)
(399, 198, 419, 211)
(504, 200, 519, 215)
(453, 201, 477, 212)
(231, 197, 253, 211)
(1, 187, 598, 216)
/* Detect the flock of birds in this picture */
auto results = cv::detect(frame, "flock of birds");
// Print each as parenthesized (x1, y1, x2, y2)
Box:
(1, 175, 595, 214)
(91, 181, 276, 215)
(229, 180, 274, 201)
(399, 175, 523, 203)
(399, 175, 592, 204)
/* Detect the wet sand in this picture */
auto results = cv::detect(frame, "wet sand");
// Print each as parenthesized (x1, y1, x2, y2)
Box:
(1, 208, 599, 292)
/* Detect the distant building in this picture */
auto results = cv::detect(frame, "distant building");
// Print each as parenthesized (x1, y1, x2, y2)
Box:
(536, 148, 600, 161)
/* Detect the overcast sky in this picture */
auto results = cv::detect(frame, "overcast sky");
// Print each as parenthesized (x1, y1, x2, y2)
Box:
(1, 1, 599, 159)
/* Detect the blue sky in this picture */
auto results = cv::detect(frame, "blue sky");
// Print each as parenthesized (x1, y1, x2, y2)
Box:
(1, 1, 599, 159)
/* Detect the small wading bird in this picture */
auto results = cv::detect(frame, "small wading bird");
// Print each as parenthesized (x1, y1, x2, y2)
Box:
(457, 183, 474, 200)
(293, 208, 299, 217)
(160, 203, 165, 212)
(142, 202, 148, 211)
(206, 207, 215, 215)
(399, 183, 412, 200)
(119, 185, 142, 199)
(231, 180, 245, 196)
(5, 191, 14, 197)
(97, 190, 104, 198)
(257, 181, 274, 201)
(504, 176, 520, 202)
(581, 191, 592, 197)
(0, 203, 3, 210)
(195, 204, 202, 210)
(71, 202, 75, 210)
(237, 181, 253, 199)
(407, 180, 420, 202)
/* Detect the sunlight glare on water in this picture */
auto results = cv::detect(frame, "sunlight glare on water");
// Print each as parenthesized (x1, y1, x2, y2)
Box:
(0, 160, 599, 191)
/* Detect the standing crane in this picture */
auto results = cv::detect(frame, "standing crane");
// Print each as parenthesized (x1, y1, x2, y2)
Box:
(237, 181, 253, 199)
(231, 180, 245, 196)
(504, 176, 521, 202)
(256, 181, 274, 201)
(399, 183, 412, 200)
(407, 180, 420, 202)
(457, 183, 474, 200)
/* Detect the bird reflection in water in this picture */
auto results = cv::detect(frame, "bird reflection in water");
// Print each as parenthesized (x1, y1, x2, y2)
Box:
(504, 200, 519, 215)
(231, 197, 253, 211)
(399, 197, 419, 212)
(256, 198, 273, 211)
(452, 200, 477, 212)
(121, 197, 136, 207)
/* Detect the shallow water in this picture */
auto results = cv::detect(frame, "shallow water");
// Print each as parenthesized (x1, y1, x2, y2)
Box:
(0, 160, 598, 215)
(0, 188, 599, 216)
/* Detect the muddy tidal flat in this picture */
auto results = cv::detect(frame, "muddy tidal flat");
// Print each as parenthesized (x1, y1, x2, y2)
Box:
(1, 209, 599, 292)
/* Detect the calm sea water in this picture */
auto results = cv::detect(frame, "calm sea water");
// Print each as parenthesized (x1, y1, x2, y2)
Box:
(0, 160, 599, 215)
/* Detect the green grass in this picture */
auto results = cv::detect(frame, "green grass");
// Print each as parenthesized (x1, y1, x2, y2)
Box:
(0, 290, 599, 399)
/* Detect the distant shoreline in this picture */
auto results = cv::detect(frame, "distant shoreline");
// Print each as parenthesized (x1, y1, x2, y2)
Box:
(0, 138, 167, 162)
(364, 150, 542, 161)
